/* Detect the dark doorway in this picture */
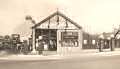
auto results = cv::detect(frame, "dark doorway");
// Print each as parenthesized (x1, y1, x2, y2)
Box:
(35, 29, 57, 51)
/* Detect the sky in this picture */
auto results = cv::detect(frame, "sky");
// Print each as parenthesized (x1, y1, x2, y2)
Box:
(0, 0, 120, 36)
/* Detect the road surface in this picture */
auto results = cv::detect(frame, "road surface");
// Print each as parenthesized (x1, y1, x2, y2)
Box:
(0, 55, 120, 69)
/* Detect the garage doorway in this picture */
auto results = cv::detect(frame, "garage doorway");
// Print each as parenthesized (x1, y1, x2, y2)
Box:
(35, 29, 57, 51)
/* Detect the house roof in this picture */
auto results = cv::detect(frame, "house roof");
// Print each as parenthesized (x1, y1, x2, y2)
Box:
(99, 32, 114, 39)
(32, 11, 82, 29)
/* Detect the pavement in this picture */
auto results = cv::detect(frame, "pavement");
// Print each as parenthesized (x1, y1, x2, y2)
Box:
(1, 49, 120, 69)
(1, 48, 120, 61)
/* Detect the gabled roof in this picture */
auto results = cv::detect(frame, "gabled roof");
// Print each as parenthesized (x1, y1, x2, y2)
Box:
(32, 11, 82, 29)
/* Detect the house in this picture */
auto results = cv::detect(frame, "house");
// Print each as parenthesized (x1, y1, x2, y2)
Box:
(31, 11, 83, 55)
(82, 32, 99, 49)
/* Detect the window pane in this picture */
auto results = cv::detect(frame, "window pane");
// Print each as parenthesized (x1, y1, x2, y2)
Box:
(92, 40, 95, 45)
(84, 40, 87, 44)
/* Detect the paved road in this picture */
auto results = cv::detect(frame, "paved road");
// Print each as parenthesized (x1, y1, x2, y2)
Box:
(0, 55, 120, 69)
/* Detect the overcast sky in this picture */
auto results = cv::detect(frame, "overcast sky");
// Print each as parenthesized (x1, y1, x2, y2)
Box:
(0, 0, 120, 35)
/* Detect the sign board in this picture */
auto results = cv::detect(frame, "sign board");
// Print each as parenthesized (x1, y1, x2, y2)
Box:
(61, 32, 78, 40)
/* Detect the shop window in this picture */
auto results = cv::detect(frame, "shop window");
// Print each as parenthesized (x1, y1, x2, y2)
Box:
(61, 32, 78, 47)
(92, 40, 95, 45)
(84, 40, 87, 44)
